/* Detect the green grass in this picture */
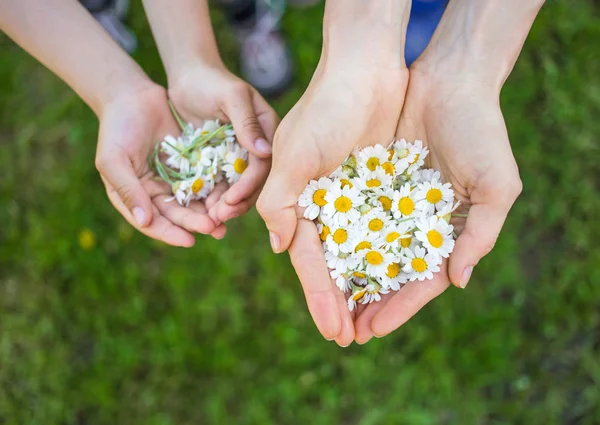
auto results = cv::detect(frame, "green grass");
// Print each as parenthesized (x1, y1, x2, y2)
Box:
(1, 1, 600, 424)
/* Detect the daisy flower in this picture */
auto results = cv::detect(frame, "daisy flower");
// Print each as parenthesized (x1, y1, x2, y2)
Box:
(357, 145, 389, 172)
(162, 135, 192, 173)
(360, 208, 391, 236)
(406, 139, 429, 174)
(325, 225, 356, 256)
(397, 230, 418, 256)
(355, 168, 393, 191)
(379, 262, 407, 291)
(298, 177, 334, 220)
(436, 200, 462, 223)
(348, 287, 368, 311)
(223, 145, 249, 184)
(189, 145, 216, 172)
(414, 179, 454, 216)
(325, 250, 360, 275)
(329, 267, 352, 292)
(368, 187, 395, 213)
(378, 223, 411, 251)
(359, 247, 395, 278)
(392, 138, 416, 170)
(391, 183, 420, 220)
(414, 216, 455, 259)
(360, 282, 390, 304)
(323, 185, 365, 226)
(402, 246, 441, 281)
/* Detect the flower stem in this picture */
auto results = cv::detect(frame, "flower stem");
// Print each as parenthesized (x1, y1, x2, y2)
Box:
(168, 100, 187, 131)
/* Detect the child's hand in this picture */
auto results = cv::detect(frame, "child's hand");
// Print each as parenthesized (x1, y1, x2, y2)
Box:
(96, 82, 226, 246)
(167, 62, 279, 225)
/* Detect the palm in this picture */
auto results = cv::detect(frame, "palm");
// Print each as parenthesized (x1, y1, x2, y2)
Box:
(96, 84, 223, 246)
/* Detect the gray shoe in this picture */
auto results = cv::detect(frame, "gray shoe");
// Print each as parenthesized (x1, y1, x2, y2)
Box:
(80, 0, 137, 53)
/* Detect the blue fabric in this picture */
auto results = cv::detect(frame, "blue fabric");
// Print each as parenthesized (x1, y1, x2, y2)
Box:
(405, 0, 449, 66)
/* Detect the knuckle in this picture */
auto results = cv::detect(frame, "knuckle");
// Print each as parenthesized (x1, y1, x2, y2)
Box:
(256, 196, 271, 220)
(95, 155, 109, 173)
(116, 184, 135, 207)
(241, 115, 263, 135)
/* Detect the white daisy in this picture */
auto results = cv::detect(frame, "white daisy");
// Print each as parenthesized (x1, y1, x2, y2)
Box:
(298, 177, 334, 220)
(325, 225, 356, 256)
(368, 188, 395, 213)
(360, 282, 390, 304)
(189, 145, 216, 173)
(357, 145, 390, 172)
(402, 246, 441, 281)
(391, 183, 420, 220)
(323, 185, 365, 226)
(347, 287, 367, 311)
(414, 216, 455, 259)
(162, 135, 192, 173)
(351, 230, 379, 254)
(329, 267, 352, 292)
(325, 250, 360, 275)
(223, 145, 249, 184)
(397, 230, 418, 256)
(378, 262, 407, 291)
(414, 179, 454, 216)
(360, 208, 391, 236)
(406, 140, 429, 174)
(359, 247, 395, 278)
(436, 200, 462, 223)
(392, 138, 417, 171)
(378, 223, 411, 251)
(355, 168, 393, 191)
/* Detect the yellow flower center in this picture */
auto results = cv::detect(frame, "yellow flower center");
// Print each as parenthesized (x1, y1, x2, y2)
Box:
(397, 148, 409, 159)
(411, 258, 427, 273)
(366, 178, 381, 188)
(353, 271, 366, 278)
(368, 218, 384, 232)
(366, 157, 380, 171)
(387, 149, 395, 160)
(313, 189, 328, 207)
(382, 162, 395, 176)
(426, 188, 442, 204)
(233, 158, 247, 174)
(334, 196, 352, 213)
(385, 232, 401, 243)
(400, 235, 412, 248)
(427, 230, 443, 248)
(366, 250, 384, 265)
(340, 178, 353, 189)
(411, 153, 420, 164)
(191, 178, 204, 193)
(398, 197, 414, 216)
(355, 241, 372, 252)
(352, 289, 367, 301)
(386, 263, 400, 278)
(319, 225, 330, 242)
(379, 196, 392, 211)
(332, 228, 348, 244)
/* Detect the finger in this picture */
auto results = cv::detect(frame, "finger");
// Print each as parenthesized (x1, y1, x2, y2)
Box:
(210, 224, 228, 240)
(256, 165, 307, 254)
(289, 219, 341, 340)
(213, 192, 259, 224)
(206, 181, 229, 219)
(448, 177, 521, 289)
(333, 287, 355, 347)
(224, 87, 272, 159)
(104, 180, 195, 247)
(252, 89, 279, 142)
(96, 153, 153, 228)
(223, 154, 270, 206)
(153, 194, 218, 235)
(354, 295, 390, 344)
(371, 269, 450, 338)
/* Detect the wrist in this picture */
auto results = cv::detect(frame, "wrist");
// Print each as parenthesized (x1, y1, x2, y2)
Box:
(96, 72, 162, 120)
(166, 54, 225, 89)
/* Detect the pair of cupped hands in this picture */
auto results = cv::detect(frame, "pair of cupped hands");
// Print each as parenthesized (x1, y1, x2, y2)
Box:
(95, 18, 522, 347)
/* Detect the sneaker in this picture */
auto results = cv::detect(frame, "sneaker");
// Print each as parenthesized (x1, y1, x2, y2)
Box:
(405, 0, 449, 66)
(80, 0, 137, 53)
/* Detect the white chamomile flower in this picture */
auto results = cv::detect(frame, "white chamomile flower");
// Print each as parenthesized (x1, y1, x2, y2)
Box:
(317, 221, 331, 243)
(298, 177, 334, 220)
(162, 135, 192, 173)
(330, 166, 356, 189)
(360, 208, 391, 236)
(397, 230, 418, 256)
(416, 168, 441, 184)
(325, 225, 356, 256)
(189, 145, 216, 172)
(355, 168, 393, 191)
(330, 267, 352, 292)
(199, 119, 220, 137)
(368, 187, 395, 213)
(351, 230, 379, 254)
(359, 247, 395, 278)
(188, 172, 215, 200)
(169, 176, 213, 207)
(357, 145, 390, 172)
(402, 246, 441, 281)
(414, 179, 454, 216)
(392, 138, 417, 171)
(347, 287, 367, 311)
(323, 185, 365, 226)
(224, 127, 236, 143)
(325, 250, 360, 275)
(361, 282, 390, 304)
(391, 183, 419, 219)
(378, 262, 407, 291)
(436, 200, 462, 223)
(407, 139, 429, 174)
(414, 216, 455, 259)
(223, 145, 249, 184)
(378, 223, 411, 251)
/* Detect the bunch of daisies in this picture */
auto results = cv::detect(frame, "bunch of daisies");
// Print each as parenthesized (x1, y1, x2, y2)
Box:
(298, 140, 460, 311)
(150, 103, 248, 207)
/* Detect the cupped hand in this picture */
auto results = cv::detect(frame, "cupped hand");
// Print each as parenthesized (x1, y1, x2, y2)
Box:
(96, 82, 223, 246)
(167, 62, 279, 226)
(257, 60, 409, 345)
(354, 69, 523, 343)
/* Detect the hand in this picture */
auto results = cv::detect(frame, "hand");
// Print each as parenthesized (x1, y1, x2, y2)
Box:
(167, 62, 279, 226)
(354, 68, 523, 343)
(257, 59, 409, 345)
(96, 81, 224, 246)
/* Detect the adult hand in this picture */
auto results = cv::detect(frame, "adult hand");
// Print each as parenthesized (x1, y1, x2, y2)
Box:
(96, 82, 224, 246)
(354, 69, 522, 343)
(168, 62, 279, 226)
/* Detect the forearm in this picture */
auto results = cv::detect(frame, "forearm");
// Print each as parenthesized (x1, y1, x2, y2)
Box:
(415, 0, 546, 87)
(322, 0, 412, 70)
(141, 0, 222, 83)
(0, 0, 151, 116)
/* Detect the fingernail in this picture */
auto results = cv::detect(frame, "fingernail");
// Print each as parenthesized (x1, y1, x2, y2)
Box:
(254, 137, 272, 154)
(460, 266, 473, 288)
(132, 207, 145, 227)
(269, 232, 280, 253)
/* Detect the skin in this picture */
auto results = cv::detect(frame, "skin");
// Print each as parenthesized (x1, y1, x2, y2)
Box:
(259, 0, 545, 346)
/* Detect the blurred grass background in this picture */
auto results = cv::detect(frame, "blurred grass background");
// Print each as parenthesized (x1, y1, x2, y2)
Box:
(1, 1, 600, 424)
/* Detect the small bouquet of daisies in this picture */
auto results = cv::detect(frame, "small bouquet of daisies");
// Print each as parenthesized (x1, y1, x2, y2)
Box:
(150, 102, 248, 207)
(298, 140, 461, 311)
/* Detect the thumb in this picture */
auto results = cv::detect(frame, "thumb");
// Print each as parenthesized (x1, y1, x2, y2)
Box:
(96, 153, 153, 228)
(448, 179, 522, 288)
(224, 86, 272, 159)
(257, 163, 308, 254)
